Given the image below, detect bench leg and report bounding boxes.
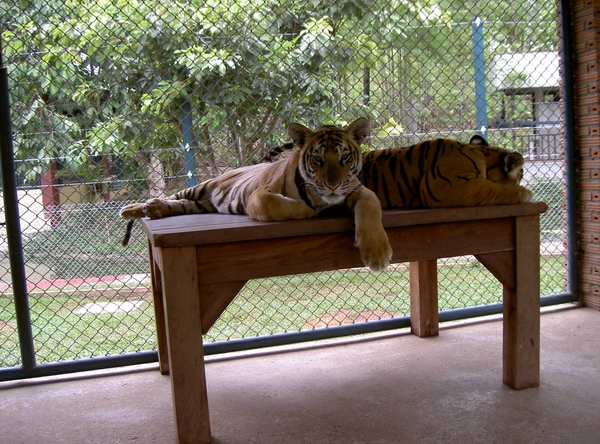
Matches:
[149,242,169,375]
[503,215,540,389]
[160,245,211,444]
[409,260,439,337]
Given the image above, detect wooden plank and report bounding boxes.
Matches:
[141,202,548,248]
[409,260,439,337]
[503,215,541,389]
[386,218,514,262]
[194,218,514,284]
[151,243,163,271]
[148,242,169,375]
[381,202,547,227]
[199,281,248,334]
[159,246,211,444]
[145,213,354,248]
[475,251,516,292]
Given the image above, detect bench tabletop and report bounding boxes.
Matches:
[141,201,548,248]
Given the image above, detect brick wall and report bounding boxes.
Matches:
[572,0,600,309]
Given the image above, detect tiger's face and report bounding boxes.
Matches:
[469,135,525,186]
[289,118,369,205]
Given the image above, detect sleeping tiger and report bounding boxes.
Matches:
[261,135,533,208]
[120,118,393,271]
[361,135,532,208]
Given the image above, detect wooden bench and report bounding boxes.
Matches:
[141,201,547,444]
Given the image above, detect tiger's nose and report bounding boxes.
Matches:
[325,182,340,191]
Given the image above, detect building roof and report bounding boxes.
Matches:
[489,52,560,94]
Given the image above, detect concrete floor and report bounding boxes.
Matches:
[1,304,599,444]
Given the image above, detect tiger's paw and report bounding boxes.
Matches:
[119,203,145,221]
[355,228,393,272]
[500,185,533,203]
[143,198,170,219]
[516,186,534,203]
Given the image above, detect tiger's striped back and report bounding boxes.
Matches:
[172,162,276,215]
[258,142,295,163]
[359,136,531,208]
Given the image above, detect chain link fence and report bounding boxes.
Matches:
[1,0,566,372]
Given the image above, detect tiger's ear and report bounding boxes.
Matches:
[288,123,313,148]
[504,152,525,175]
[345,118,370,145]
[469,135,489,146]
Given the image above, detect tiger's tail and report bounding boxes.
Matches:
[121,219,135,247]
[258,141,295,163]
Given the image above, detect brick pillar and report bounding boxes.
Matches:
[572,0,600,309]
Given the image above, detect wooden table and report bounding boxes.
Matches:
[141,202,548,444]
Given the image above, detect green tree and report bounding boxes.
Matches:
[1,0,557,196]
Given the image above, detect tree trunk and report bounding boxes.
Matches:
[147,146,166,199]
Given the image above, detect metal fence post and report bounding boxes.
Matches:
[0,36,36,372]
[472,17,488,138]
[558,0,579,301]
[182,100,197,187]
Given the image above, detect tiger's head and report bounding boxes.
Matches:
[288,118,369,205]
[469,135,525,186]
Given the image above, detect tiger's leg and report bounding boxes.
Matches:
[119,203,146,247]
[120,198,213,222]
[119,203,145,246]
[246,188,315,221]
[143,198,213,219]
[425,178,533,207]
[119,198,212,247]
[120,203,145,221]
[347,186,393,271]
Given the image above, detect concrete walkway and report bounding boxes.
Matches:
[1,304,599,444]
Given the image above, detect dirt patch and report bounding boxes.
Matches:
[0,320,17,337]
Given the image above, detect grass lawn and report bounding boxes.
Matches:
[0,256,565,368]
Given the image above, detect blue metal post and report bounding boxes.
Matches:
[472,17,488,138]
[181,100,197,187]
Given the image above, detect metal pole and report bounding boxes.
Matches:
[0,36,36,371]
[558,0,579,301]
[471,17,488,138]
[181,100,197,187]
[0,351,157,382]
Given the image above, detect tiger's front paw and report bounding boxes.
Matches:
[355,227,393,272]
[520,186,534,202]
[143,198,171,219]
[119,203,146,221]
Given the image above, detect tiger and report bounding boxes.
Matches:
[120,118,393,271]
[257,141,295,163]
[360,135,532,208]
[260,135,533,208]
